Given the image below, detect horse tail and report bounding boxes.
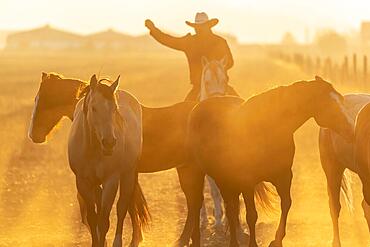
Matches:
[129,177,151,231]
[254,182,277,214]
[340,170,354,212]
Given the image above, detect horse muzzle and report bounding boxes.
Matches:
[28,132,46,144]
[101,137,117,156]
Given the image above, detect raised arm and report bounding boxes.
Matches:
[145,19,189,51]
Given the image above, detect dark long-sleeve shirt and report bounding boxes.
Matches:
[149,27,234,86]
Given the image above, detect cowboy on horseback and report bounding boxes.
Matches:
[145,12,238,101]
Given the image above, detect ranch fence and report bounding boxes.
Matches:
[274,52,369,90]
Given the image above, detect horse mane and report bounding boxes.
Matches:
[239,79,334,124]
[77,78,112,100]
[48,72,64,80]
[243,79,335,109]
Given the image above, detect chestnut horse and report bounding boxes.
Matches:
[187,77,354,247]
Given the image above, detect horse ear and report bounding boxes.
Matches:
[90,74,98,89]
[201,56,209,67]
[42,72,47,81]
[110,75,120,92]
[315,75,323,81]
[220,56,228,68]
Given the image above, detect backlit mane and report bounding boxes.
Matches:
[239,79,336,123]
[41,72,88,102]
[77,78,114,100]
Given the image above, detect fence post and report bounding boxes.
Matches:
[342,56,349,86]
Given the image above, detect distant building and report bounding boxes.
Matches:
[5,25,84,50]
[4,25,239,52]
[86,29,128,50]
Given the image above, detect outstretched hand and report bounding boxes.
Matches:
[145,19,155,30]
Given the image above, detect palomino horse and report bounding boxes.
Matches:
[28,72,203,246]
[187,76,354,247]
[68,74,148,247]
[353,101,370,242]
[319,94,370,247]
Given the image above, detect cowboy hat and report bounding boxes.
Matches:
[185,12,219,28]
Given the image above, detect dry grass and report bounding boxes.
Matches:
[0,49,368,246]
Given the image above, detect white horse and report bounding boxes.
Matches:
[319,93,370,247]
[68,75,149,247]
[199,56,230,227]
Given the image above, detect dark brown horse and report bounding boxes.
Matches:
[187,77,354,247]
[28,72,202,246]
[319,94,370,247]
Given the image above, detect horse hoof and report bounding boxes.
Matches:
[129,242,139,247]
[112,236,122,247]
[171,239,189,247]
[189,243,201,247]
[269,240,282,247]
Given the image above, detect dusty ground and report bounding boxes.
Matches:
[0,51,368,246]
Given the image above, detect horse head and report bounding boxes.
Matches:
[84,74,120,156]
[311,76,354,142]
[28,72,82,143]
[200,56,228,101]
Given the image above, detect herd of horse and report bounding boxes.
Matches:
[27,57,370,247]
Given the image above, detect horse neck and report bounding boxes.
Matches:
[243,83,315,134]
[276,83,316,133]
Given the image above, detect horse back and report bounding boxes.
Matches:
[138,101,197,172]
[188,96,244,137]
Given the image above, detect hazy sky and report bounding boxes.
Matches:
[1,0,370,43]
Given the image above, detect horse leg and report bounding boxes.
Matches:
[362,199,370,232]
[269,171,293,247]
[96,186,102,215]
[173,165,205,247]
[98,177,119,247]
[320,129,345,247]
[207,175,224,227]
[112,173,136,247]
[76,177,99,247]
[77,192,89,229]
[359,173,370,233]
[242,189,257,247]
[200,198,208,228]
[325,168,344,247]
[218,184,241,246]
